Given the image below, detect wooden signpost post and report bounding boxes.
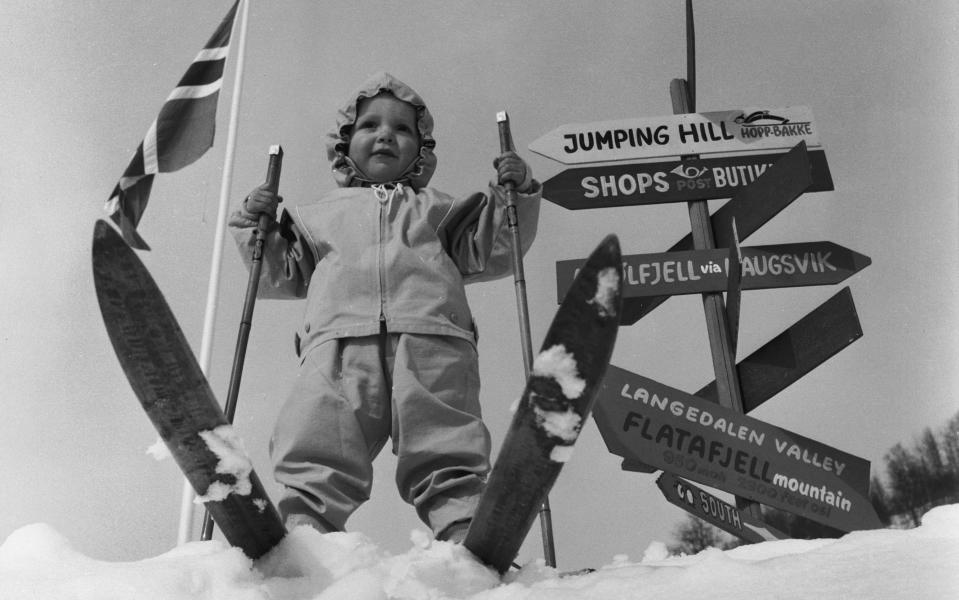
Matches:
[528,1,875,545]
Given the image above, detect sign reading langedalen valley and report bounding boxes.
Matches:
[593,366,882,531]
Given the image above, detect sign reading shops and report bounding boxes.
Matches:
[529,107,822,165]
[593,365,883,532]
[541,149,833,210]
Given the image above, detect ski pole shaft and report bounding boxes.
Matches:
[201,144,283,542]
[496,112,556,568]
[496,112,535,377]
[226,144,283,423]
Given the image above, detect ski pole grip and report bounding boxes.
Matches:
[264,144,283,193]
[257,145,283,232]
[497,111,520,228]
[496,111,515,155]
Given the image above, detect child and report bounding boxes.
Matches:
[229,72,540,543]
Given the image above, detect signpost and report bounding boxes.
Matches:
[555,241,871,301]
[593,366,882,531]
[542,149,833,210]
[529,106,822,165]
[656,472,788,542]
[528,2,875,548]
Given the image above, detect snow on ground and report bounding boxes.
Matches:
[1,504,957,600]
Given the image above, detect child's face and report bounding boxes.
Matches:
[348,93,420,184]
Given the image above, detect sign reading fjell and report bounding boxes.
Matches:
[529,107,821,165]
[555,242,871,301]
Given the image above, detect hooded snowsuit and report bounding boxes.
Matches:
[230,73,541,539]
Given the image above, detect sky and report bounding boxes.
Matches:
[1,504,957,599]
[0,0,957,571]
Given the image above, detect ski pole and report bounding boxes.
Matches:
[201,144,283,541]
[496,112,556,567]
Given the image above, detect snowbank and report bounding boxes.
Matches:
[1,505,957,599]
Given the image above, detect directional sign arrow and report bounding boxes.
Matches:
[619,140,814,325]
[555,241,871,301]
[696,286,863,414]
[656,472,789,543]
[529,106,822,165]
[542,149,833,210]
[620,287,863,474]
[593,366,882,532]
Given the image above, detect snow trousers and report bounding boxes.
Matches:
[271,328,491,539]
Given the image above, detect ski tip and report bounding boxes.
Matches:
[496,110,509,123]
[93,219,123,250]
[590,234,621,266]
[599,233,620,255]
[93,218,110,239]
[570,234,622,321]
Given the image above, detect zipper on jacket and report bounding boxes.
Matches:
[373,184,395,324]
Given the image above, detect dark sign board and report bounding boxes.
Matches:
[696,287,863,413]
[543,149,832,210]
[593,366,882,531]
[656,472,788,543]
[556,241,870,301]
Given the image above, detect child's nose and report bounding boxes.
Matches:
[376,126,395,142]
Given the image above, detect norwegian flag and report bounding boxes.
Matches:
[105,1,239,250]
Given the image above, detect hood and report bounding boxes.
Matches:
[326,72,437,189]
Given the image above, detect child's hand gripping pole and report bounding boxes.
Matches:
[201,145,283,542]
[496,112,557,568]
[253,145,284,261]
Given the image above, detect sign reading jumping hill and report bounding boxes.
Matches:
[529,107,821,165]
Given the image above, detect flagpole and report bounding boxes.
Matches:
[177,0,251,546]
